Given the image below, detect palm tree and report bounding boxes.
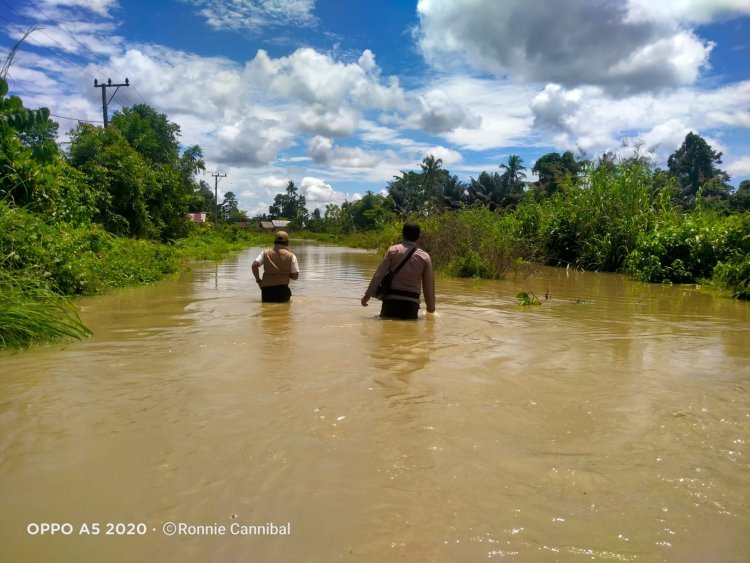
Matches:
[442,174,467,210]
[499,155,527,192]
[468,171,503,209]
[420,154,446,213]
[387,171,423,216]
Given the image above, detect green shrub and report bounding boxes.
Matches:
[537,161,659,271]
[512,201,544,260]
[708,213,749,298]
[420,207,519,278]
[84,236,181,292]
[0,201,181,295]
[449,249,490,278]
[711,256,750,299]
[625,210,740,284]
[538,200,582,267]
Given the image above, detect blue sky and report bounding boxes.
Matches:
[2,0,749,216]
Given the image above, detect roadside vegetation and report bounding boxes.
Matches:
[0,68,263,350]
[291,146,748,300]
[0,266,91,349]
[2,51,748,350]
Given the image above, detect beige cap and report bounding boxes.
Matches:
[274,231,289,244]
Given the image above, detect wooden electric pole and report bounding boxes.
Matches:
[212,172,227,223]
[94,78,130,128]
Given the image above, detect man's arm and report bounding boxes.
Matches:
[422,257,436,313]
[252,261,262,285]
[362,249,394,306]
[290,255,299,280]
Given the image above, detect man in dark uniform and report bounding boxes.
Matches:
[361,222,436,319]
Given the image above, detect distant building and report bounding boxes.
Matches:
[188,212,208,223]
[259,219,292,231]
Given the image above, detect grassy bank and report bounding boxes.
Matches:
[0,203,266,350]
[293,228,398,251]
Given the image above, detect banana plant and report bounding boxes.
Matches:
[1,77,51,131]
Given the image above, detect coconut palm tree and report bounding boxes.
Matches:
[500,155,527,191]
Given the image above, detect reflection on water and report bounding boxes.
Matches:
[255,302,294,341]
[369,317,436,406]
[1,241,749,562]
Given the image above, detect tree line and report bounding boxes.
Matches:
[1,74,251,241]
[261,135,748,234]
[5,63,744,242]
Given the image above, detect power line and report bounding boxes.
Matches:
[27,2,149,106]
[0,1,99,81]
[50,113,102,123]
[0,0,142,109]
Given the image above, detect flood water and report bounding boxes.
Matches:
[1,241,749,562]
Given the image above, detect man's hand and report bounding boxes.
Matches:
[361,295,370,307]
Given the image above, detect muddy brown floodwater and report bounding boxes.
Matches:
[1,241,749,562]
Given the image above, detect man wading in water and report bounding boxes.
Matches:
[252,231,299,302]
[361,222,436,319]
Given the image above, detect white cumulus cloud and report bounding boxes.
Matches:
[421,146,463,166]
[215,117,294,167]
[527,80,750,166]
[625,0,750,24]
[37,0,119,18]
[409,88,481,132]
[297,106,359,137]
[416,0,719,94]
[300,177,351,208]
[308,136,382,168]
[727,156,750,179]
[245,48,406,111]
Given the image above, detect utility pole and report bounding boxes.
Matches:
[94,78,130,128]
[212,172,227,223]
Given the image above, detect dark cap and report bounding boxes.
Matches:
[274,231,289,245]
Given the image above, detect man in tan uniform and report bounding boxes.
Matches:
[361,222,436,319]
[252,231,299,302]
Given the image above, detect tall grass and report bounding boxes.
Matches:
[419,207,522,278]
[0,268,91,350]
